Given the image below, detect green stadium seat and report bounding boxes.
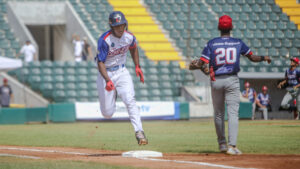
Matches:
[266,21,277,30]
[277,21,287,30]
[290,48,300,56]
[279,13,289,22]
[230,12,239,21]
[41,75,53,83]
[246,21,256,30]
[244,30,254,39]
[87,82,97,90]
[76,61,88,68]
[216,0,226,4]
[251,39,261,48]
[65,90,77,98]
[252,4,262,13]
[282,39,292,48]
[29,61,41,68]
[64,68,75,74]
[53,61,65,68]
[212,4,222,13]
[76,68,88,75]
[30,68,41,75]
[65,83,76,90]
[287,22,297,30]
[65,61,76,68]
[264,30,274,39]
[64,75,76,83]
[258,48,268,56]
[41,68,52,75]
[233,30,244,39]
[161,89,173,96]
[52,90,65,102]
[259,13,269,22]
[171,4,181,13]
[271,39,282,48]
[163,21,173,30]
[268,48,279,57]
[262,4,272,13]
[162,4,171,13]
[292,39,300,48]
[269,13,279,22]
[77,90,89,98]
[52,75,64,83]
[180,4,188,12]
[284,30,294,39]
[254,30,264,39]
[279,48,289,57]
[222,4,232,13]
[40,83,53,98]
[295,31,300,39]
[235,21,246,30]
[157,12,167,22]
[241,4,252,13]
[54,83,64,90]
[275,30,285,39]
[52,68,64,75]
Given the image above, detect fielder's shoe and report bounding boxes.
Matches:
[135,131,148,145]
[226,146,242,155]
[219,143,228,153]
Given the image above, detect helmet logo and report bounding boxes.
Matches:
[115,14,121,23]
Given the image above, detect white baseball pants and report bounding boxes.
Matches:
[97,66,143,132]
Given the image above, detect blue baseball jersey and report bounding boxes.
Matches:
[285,68,300,87]
[200,37,251,76]
[242,88,256,103]
[257,93,270,106]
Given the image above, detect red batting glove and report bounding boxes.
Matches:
[210,66,216,81]
[135,65,144,83]
[105,80,115,91]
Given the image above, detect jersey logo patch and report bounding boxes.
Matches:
[111,43,115,47]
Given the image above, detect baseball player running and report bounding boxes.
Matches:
[95,11,148,145]
[189,15,271,155]
[277,57,300,120]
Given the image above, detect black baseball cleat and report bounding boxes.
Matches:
[135,131,148,145]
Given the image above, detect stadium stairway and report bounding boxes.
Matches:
[107,0,185,67]
[275,0,300,30]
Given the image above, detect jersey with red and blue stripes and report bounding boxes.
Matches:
[96,30,136,68]
[257,93,270,106]
[285,68,300,87]
[200,37,251,76]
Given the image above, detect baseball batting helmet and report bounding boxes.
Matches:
[109,11,127,27]
[218,15,233,30]
[290,57,300,65]
[262,86,268,91]
[244,82,250,88]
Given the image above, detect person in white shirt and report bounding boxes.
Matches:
[72,34,84,62]
[17,40,37,62]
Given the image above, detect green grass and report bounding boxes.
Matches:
[0,120,299,154]
[0,157,144,169]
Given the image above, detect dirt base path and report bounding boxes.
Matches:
[0,145,299,169]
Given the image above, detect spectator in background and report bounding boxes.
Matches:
[72,34,83,62]
[17,40,37,62]
[0,78,13,108]
[256,86,271,120]
[82,37,92,61]
[242,82,257,120]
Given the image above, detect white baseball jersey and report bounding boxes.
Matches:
[20,44,36,62]
[95,30,143,132]
[96,30,136,67]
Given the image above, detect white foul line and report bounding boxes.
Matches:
[0,147,91,156]
[139,157,258,169]
[0,153,41,159]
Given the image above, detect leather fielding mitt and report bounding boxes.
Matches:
[189,59,209,75]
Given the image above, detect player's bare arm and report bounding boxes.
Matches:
[278,80,287,89]
[256,99,266,109]
[246,54,271,64]
[97,61,110,82]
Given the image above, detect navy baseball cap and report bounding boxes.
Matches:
[109,11,127,27]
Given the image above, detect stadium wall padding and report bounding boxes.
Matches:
[0,107,48,124]
[225,102,252,120]
[48,103,76,122]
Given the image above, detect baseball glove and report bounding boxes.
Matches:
[189,59,209,75]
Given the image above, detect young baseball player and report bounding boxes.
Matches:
[95,11,147,145]
[242,82,257,120]
[189,15,271,155]
[256,86,271,120]
[277,57,300,120]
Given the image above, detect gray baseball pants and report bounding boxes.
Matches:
[211,75,240,146]
[280,88,300,111]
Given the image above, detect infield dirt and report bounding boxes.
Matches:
[0,145,299,169]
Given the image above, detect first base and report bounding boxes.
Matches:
[122,150,163,158]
